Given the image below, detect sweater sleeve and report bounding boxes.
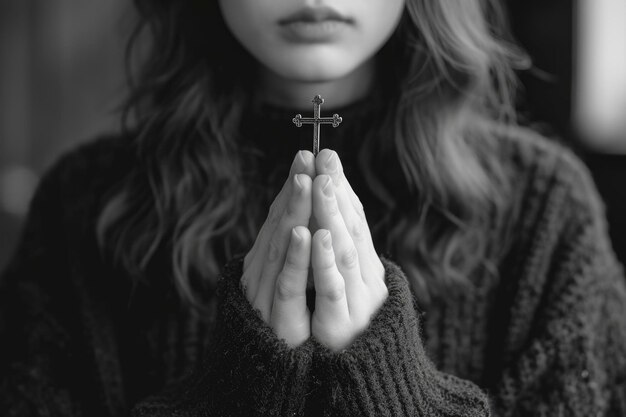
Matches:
[131,258,315,417]
[0,145,314,416]
[310,258,491,417]
[311,252,625,417]
[0,154,99,416]
[308,152,626,417]
[489,154,626,416]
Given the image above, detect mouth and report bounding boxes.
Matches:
[278,6,353,43]
[278,6,353,25]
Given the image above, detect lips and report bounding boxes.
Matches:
[278,6,353,43]
[278,6,353,25]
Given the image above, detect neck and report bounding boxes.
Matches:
[258,59,376,110]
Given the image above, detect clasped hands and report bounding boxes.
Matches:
[242,149,388,352]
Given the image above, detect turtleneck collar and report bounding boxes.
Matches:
[237,89,397,255]
[241,89,386,163]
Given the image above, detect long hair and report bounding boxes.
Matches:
[97,0,529,307]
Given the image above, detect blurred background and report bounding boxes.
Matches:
[1,0,625,271]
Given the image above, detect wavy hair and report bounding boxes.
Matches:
[98,0,529,307]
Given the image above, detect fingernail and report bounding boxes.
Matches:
[292,228,303,245]
[325,152,337,172]
[321,230,332,249]
[321,176,333,197]
[297,150,307,165]
[294,174,304,193]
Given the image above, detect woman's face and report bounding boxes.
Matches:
[218,0,405,83]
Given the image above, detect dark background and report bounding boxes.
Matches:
[506,0,626,266]
[1,1,625,270]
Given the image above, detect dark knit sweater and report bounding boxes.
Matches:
[1,108,626,416]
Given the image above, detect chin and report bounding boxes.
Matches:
[273,59,359,84]
[258,45,359,81]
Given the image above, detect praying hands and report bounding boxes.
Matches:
[241,149,388,352]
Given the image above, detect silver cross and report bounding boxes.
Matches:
[292,95,342,156]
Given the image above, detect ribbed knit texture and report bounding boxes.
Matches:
[1,123,625,415]
[310,259,490,416]
[132,258,315,417]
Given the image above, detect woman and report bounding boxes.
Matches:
[1,0,625,415]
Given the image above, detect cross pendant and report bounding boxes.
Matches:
[292,95,343,156]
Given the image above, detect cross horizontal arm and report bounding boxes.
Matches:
[296,117,338,124]
[291,96,343,155]
[293,115,342,127]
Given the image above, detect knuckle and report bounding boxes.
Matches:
[284,249,304,271]
[275,275,301,301]
[322,280,345,302]
[266,240,280,263]
[285,193,302,219]
[339,246,359,269]
[349,217,367,242]
[285,200,297,217]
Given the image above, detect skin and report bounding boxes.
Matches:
[218,0,405,109]
[242,151,387,351]
[225,0,404,351]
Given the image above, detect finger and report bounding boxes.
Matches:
[253,174,313,320]
[291,150,316,179]
[316,150,382,283]
[245,172,310,303]
[271,227,311,347]
[312,175,363,296]
[273,150,315,222]
[316,150,372,247]
[312,230,349,323]
[246,151,316,265]
[243,151,315,305]
[316,149,362,212]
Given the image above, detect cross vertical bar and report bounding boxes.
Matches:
[313,97,321,156]
[292,95,343,156]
